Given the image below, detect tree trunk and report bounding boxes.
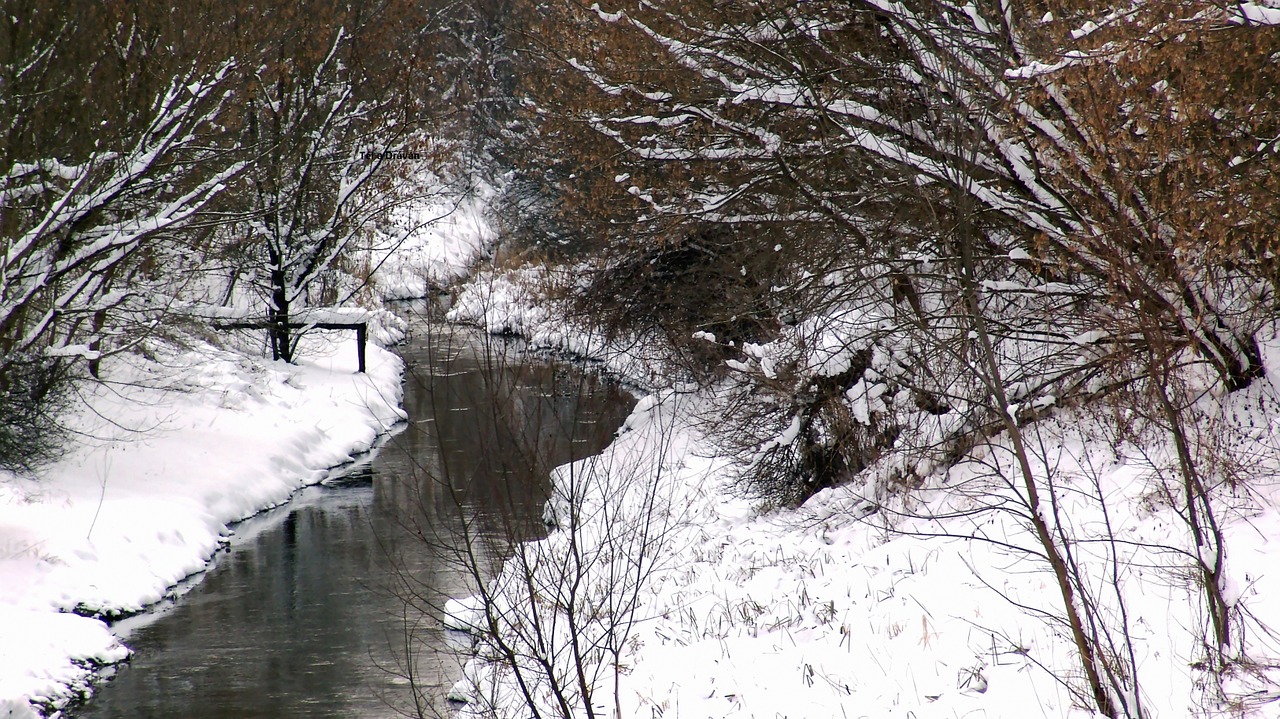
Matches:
[268,244,291,363]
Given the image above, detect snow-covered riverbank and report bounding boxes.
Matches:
[0,334,405,718]
[444,274,1280,718]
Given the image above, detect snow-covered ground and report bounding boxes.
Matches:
[0,334,405,718]
[444,273,1280,718]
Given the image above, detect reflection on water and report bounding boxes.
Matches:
[71,319,634,719]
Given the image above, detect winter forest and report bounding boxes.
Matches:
[5,1,1280,718]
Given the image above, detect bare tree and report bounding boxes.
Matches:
[371,288,684,719]
[0,2,244,469]
[218,0,456,362]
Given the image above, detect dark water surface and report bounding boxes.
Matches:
[71,319,634,719]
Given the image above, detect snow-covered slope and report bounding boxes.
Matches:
[375,191,496,301]
[444,275,1280,718]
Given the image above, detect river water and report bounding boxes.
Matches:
[71,318,634,718]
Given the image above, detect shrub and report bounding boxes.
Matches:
[575,226,788,380]
[0,354,72,474]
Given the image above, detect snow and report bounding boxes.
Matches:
[445,266,675,387]
[42,345,100,361]
[0,331,405,715]
[1071,21,1099,40]
[372,189,495,301]
[443,274,1280,719]
[443,595,487,634]
[1004,55,1086,80]
[845,377,888,425]
[1071,330,1108,345]
[0,613,126,719]
[1233,3,1280,25]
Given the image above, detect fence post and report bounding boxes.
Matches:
[356,323,367,373]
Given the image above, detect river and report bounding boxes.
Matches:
[70,317,634,718]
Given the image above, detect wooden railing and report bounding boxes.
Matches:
[212,320,368,373]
